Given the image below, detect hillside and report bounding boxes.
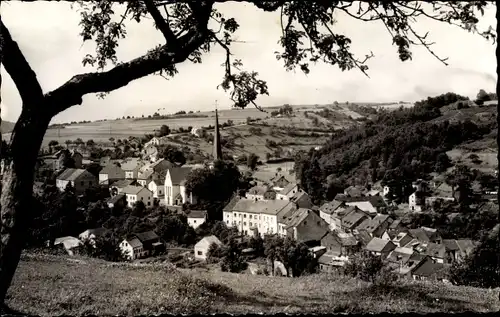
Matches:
[6,253,499,315]
[1,120,15,134]
[295,93,498,202]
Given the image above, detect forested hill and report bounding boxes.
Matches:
[294,92,498,204]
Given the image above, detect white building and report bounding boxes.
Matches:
[194,235,223,261]
[148,178,165,198]
[187,210,207,229]
[164,167,196,206]
[191,127,205,138]
[223,198,296,237]
[121,185,154,208]
[276,183,299,200]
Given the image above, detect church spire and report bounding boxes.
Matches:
[213,101,223,161]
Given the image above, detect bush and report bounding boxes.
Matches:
[344,253,386,283]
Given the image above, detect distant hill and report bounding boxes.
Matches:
[1,120,15,134]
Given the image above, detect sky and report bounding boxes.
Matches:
[0,1,497,124]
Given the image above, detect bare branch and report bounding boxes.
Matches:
[0,19,44,108]
[144,0,177,43]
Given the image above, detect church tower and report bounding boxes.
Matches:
[213,103,223,161]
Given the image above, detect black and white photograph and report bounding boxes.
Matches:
[0,0,499,315]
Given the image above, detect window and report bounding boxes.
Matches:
[244,214,247,218]
[227,220,229,224]
[81,181,84,186]
[249,222,253,226]
[243,222,246,226]
[197,251,202,256]
[147,202,151,206]
[194,220,197,223]
[249,215,252,219]
[317,221,320,226]
[304,221,307,225]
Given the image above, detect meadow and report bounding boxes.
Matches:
[6,253,499,316]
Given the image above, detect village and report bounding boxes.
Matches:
[9,108,493,284]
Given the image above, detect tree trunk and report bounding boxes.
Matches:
[0,109,51,305]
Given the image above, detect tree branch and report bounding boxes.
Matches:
[144,0,177,43]
[0,19,44,108]
[45,3,215,116]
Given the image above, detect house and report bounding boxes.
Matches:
[79,228,109,246]
[143,158,175,175]
[354,214,393,238]
[318,253,349,274]
[145,136,168,147]
[353,230,373,247]
[409,190,427,212]
[309,246,327,259]
[411,256,449,282]
[194,235,223,261]
[106,193,127,209]
[98,164,125,185]
[276,183,299,200]
[142,143,159,162]
[343,185,364,198]
[122,185,153,208]
[56,168,98,194]
[120,237,145,260]
[120,231,163,260]
[148,178,165,198]
[335,194,387,216]
[408,227,442,244]
[319,200,346,230]
[385,246,414,266]
[187,210,208,229]
[224,198,296,237]
[281,208,329,243]
[391,231,414,248]
[321,230,359,256]
[191,127,205,138]
[164,167,196,206]
[290,190,313,209]
[386,252,426,279]
[425,182,455,205]
[366,189,381,197]
[269,174,292,191]
[246,185,276,201]
[413,242,446,263]
[43,149,83,170]
[109,179,137,196]
[365,237,396,258]
[53,236,82,256]
[120,157,144,179]
[137,170,155,187]
[382,219,405,240]
[341,207,370,232]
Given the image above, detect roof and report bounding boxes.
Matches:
[120,157,143,171]
[150,178,165,186]
[167,167,193,185]
[122,185,150,195]
[110,179,136,188]
[365,237,395,253]
[319,200,344,215]
[138,169,154,180]
[248,185,270,196]
[107,194,125,204]
[197,235,223,247]
[318,252,349,266]
[187,210,207,219]
[442,239,460,252]
[422,242,446,259]
[231,198,293,216]
[150,158,174,170]
[353,230,372,246]
[280,183,298,196]
[388,219,402,230]
[283,208,310,229]
[341,208,368,229]
[80,227,108,237]
[408,228,438,243]
[344,186,364,197]
[386,247,414,265]
[100,164,124,175]
[127,237,143,248]
[334,231,358,246]
[134,231,159,243]
[291,190,310,202]
[355,214,391,233]
[335,194,387,208]
[223,195,241,212]
[412,257,445,278]
[57,168,93,181]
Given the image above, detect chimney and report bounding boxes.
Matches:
[213,107,223,161]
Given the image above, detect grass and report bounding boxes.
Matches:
[6,253,499,315]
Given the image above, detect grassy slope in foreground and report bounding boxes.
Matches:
[6,254,499,315]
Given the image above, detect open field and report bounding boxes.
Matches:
[6,253,499,315]
[165,124,332,159]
